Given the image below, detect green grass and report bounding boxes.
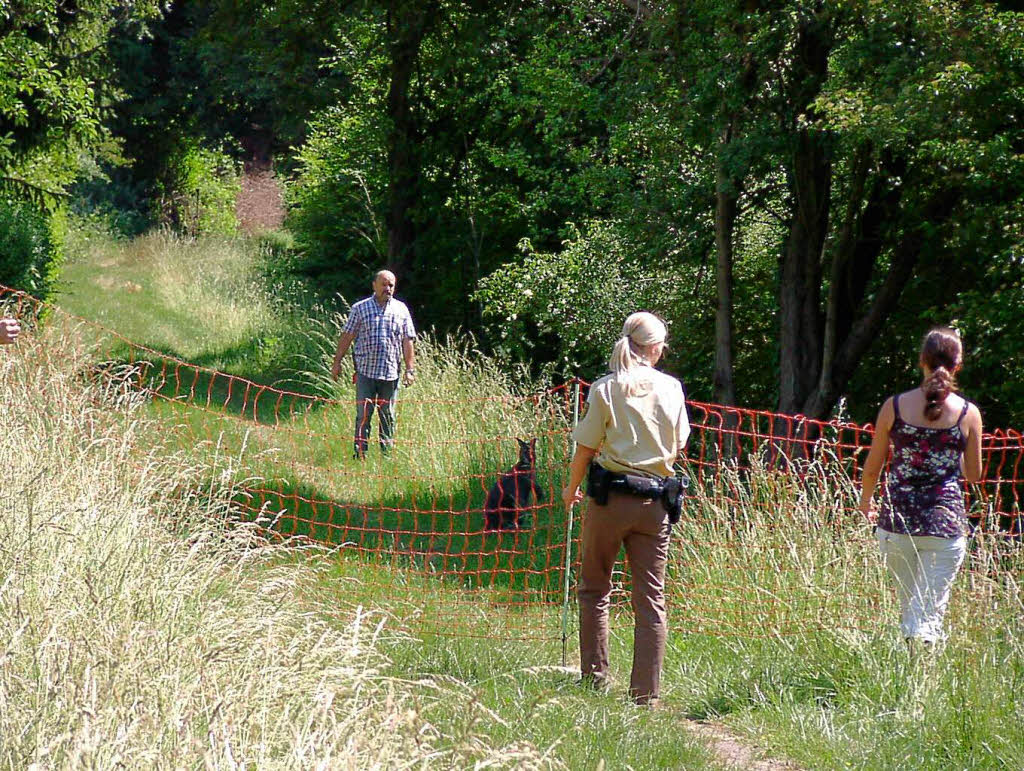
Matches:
[42,222,1024,769]
[302,451,1024,769]
[57,221,564,488]
[59,225,314,381]
[1,323,720,769]
[57,222,587,596]
[663,629,1024,769]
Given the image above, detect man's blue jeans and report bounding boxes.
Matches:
[355,374,399,456]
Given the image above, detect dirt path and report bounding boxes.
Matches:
[236,156,285,233]
[681,719,801,770]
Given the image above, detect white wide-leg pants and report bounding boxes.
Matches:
[877,528,967,642]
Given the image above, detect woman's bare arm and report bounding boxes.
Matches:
[859,398,894,519]
[562,444,598,508]
[961,404,983,483]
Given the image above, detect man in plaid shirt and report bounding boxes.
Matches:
[331,270,416,458]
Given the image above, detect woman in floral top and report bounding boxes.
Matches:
[859,327,983,644]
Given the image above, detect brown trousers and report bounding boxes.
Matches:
[578,491,670,704]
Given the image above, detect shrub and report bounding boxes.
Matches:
[70,156,152,237]
[474,220,676,375]
[255,227,297,258]
[254,227,301,277]
[286,107,388,280]
[155,141,241,237]
[0,200,65,300]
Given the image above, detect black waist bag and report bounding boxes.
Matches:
[660,476,688,525]
[586,462,688,524]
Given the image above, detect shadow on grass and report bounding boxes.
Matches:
[90,345,329,427]
[235,469,579,603]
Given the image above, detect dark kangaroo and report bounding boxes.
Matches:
[484,438,542,531]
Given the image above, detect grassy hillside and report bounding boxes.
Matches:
[0,315,719,769]
[59,225,318,383]
[37,225,1024,770]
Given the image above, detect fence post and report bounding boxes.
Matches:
[561,378,581,667]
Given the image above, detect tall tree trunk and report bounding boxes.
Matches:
[777,127,831,415]
[776,10,832,417]
[713,125,739,408]
[385,1,432,277]
[712,0,760,411]
[819,142,871,398]
[800,183,961,420]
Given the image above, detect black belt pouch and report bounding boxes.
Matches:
[586,462,612,505]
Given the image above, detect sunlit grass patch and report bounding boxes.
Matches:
[35,222,1024,769]
[59,224,319,383]
[0,328,571,768]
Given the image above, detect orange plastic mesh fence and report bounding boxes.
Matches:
[3,284,1021,642]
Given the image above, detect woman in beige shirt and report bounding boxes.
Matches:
[562,312,689,705]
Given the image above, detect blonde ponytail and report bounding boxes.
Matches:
[609,335,633,377]
[609,312,667,397]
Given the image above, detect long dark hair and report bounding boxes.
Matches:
[920,326,963,421]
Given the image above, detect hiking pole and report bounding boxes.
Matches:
[560,378,581,668]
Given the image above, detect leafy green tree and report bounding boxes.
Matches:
[787,0,1024,422]
[187,0,348,153]
[0,0,160,295]
[288,1,625,328]
[641,0,1024,424]
[474,221,677,373]
[92,0,345,235]
[0,0,161,206]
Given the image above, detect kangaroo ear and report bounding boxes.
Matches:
[530,438,537,448]
[517,438,528,449]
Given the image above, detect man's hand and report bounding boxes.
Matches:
[403,368,416,387]
[0,317,20,345]
[332,330,357,381]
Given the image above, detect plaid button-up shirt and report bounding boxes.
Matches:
[342,295,417,381]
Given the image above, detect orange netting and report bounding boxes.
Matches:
[2,284,1021,643]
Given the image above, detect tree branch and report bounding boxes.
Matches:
[584,2,646,85]
[801,184,962,418]
[619,0,656,20]
[0,174,69,206]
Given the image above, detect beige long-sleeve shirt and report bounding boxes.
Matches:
[572,367,689,479]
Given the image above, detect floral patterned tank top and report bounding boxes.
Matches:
[878,394,970,538]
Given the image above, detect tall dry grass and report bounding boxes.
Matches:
[659,453,1024,769]
[0,327,559,769]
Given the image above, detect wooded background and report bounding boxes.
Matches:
[2,0,1022,425]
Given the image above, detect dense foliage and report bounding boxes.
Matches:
[0,200,64,300]
[153,140,240,236]
[3,0,1023,425]
[0,0,160,294]
[0,0,161,205]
